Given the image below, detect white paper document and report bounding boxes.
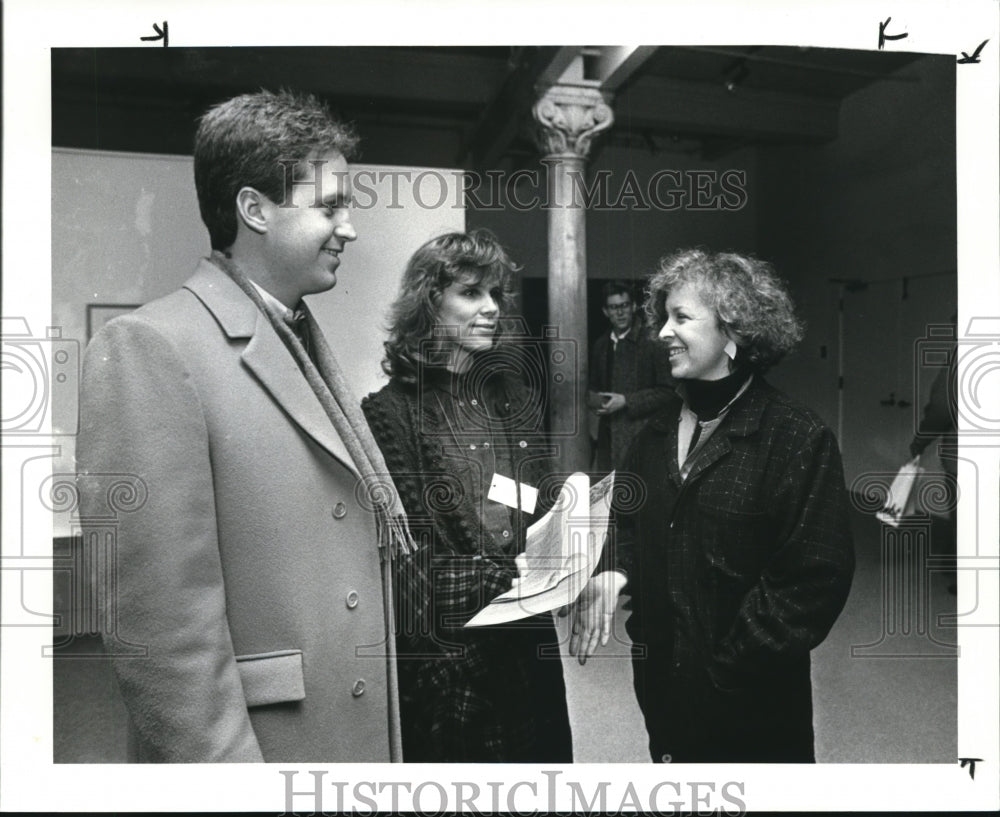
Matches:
[487,472,539,514]
[464,471,615,627]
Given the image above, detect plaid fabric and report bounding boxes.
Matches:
[589,319,674,471]
[614,377,855,762]
[362,377,572,762]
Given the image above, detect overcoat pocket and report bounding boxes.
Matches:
[235,649,305,708]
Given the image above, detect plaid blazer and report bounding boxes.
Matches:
[614,376,855,762]
[362,374,572,762]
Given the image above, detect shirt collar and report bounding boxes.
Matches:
[250,280,302,323]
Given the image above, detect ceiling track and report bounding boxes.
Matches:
[678,46,920,83]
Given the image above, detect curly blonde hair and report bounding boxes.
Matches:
[644,248,804,373]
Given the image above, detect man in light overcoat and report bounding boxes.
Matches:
[77,90,407,762]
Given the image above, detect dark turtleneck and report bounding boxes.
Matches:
[682,366,752,421]
[423,366,512,419]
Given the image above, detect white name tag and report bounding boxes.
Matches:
[487,473,538,514]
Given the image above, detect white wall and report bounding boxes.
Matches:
[309,165,466,400]
[51,149,464,535]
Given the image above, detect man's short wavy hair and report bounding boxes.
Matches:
[194,89,359,251]
[382,229,520,383]
[644,248,804,373]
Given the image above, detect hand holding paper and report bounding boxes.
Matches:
[876,455,924,527]
[465,471,615,627]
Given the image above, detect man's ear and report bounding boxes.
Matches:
[236,187,268,236]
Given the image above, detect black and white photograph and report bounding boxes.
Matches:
[1,0,998,813]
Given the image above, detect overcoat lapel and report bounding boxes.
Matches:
[184,260,359,475]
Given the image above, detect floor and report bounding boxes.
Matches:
[53,504,957,763]
[556,506,959,763]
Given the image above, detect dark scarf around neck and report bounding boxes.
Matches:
[681,367,752,421]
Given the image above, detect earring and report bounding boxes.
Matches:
[724,339,738,360]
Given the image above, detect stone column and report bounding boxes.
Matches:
[532,85,613,475]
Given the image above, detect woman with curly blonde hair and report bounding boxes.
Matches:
[571,248,855,762]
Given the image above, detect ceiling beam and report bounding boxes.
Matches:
[593,46,658,91]
[536,45,656,91]
[461,46,657,169]
[457,46,563,170]
[56,47,510,110]
[536,47,584,87]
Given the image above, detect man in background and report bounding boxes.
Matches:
[587,280,674,474]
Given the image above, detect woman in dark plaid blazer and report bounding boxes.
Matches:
[362,231,572,762]
[570,249,855,762]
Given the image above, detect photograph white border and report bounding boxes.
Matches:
[2,0,998,812]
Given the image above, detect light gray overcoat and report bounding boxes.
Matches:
[77,259,391,762]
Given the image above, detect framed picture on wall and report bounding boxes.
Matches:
[86,303,140,342]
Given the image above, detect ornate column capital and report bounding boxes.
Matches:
[532,84,614,160]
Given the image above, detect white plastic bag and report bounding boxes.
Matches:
[876,455,925,527]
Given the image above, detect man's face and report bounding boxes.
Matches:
[603,292,635,334]
[261,150,356,306]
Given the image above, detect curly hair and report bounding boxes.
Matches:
[644,248,804,373]
[382,230,521,383]
[194,88,359,251]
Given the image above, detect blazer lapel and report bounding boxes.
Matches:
[682,431,732,485]
[184,260,359,475]
[679,377,768,486]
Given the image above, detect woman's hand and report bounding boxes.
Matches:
[563,570,628,665]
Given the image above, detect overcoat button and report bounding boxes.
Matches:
[501,530,511,539]
[332,502,347,519]
[660,753,672,763]
[518,440,527,448]
[352,679,366,697]
[469,444,477,450]
[471,399,478,406]
[483,442,490,449]
[345,590,359,609]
